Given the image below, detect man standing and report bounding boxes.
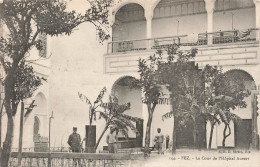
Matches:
[68,127,81,166]
[68,127,81,152]
[106,126,118,153]
[155,128,164,154]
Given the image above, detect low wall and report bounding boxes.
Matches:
[9,152,143,167]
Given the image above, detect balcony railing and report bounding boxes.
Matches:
[107,35,187,54]
[9,152,143,167]
[208,28,259,44]
[107,28,259,54]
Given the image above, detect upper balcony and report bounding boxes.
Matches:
[107,28,259,54]
[104,0,260,74]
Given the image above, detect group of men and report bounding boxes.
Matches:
[68,126,170,155]
[67,126,118,153]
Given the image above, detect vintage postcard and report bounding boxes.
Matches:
[0,0,260,166]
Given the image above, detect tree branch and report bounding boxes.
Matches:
[31,29,39,45]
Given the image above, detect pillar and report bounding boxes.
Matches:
[205,0,216,45]
[257,93,260,150]
[0,19,3,148]
[254,0,260,41]
[145,7,153,49]
[107,10,115,54]
[251,90,260,149]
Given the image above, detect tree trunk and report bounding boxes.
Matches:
[1,97,14,167]
[222,124,231,148]
[18,102,24,167]
[0,99,4,148]
[1,63,19,166]
[1,115,14,167]
[144,104,153,157]
[89,108,94,126]
[208,122,214,149]
[193,124,199,150]
[171,116,177,154]
[95,124,109,151]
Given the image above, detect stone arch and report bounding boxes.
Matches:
[111,1,146,25]
[111,75,143,144]
[225,69,255,79]
[113,1,145,17]
[34,92,47,115]
[112,2,146,42]
[33,92,48,137]
[151,0,162,12]
[114,3,145,23]
[223,69,256,149]
[224,69,256,89]
[111,75,139,95]
[213,0,255,31]
[152,0,207,36]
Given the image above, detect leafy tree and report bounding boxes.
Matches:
[0,60,43,148]
[95,95,142,150]
[158,47,202,153]
[207,70,249,148]
[158,46,249,152]
[0,0,111,165]
[130,53,163,157]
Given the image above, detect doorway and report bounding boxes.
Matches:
[234,119,252,149]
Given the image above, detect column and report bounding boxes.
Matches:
[254,0,260,41]
[205,0,216,45]
[0,18,3,148]
[145,8,153,49]
[257,93,260,150]
[251,91,260,149]
[146,16,152,39]
[107,11,115,54]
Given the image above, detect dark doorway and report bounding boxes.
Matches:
[176,116,206,149]
[176,119,194,148]
[234,119,252,149]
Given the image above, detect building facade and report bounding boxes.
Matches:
[104,0,260,150]
[2,0,260,152]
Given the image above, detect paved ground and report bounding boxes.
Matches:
[139,149,260,167]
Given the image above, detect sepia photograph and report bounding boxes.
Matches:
[0,0,260,166]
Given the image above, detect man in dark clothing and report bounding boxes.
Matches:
[68,127,81,152]
[68,127,81,166]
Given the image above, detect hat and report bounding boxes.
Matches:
[73,127,77,130]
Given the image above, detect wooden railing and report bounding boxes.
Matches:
[9,152,143,167]
[107,28,259,54]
